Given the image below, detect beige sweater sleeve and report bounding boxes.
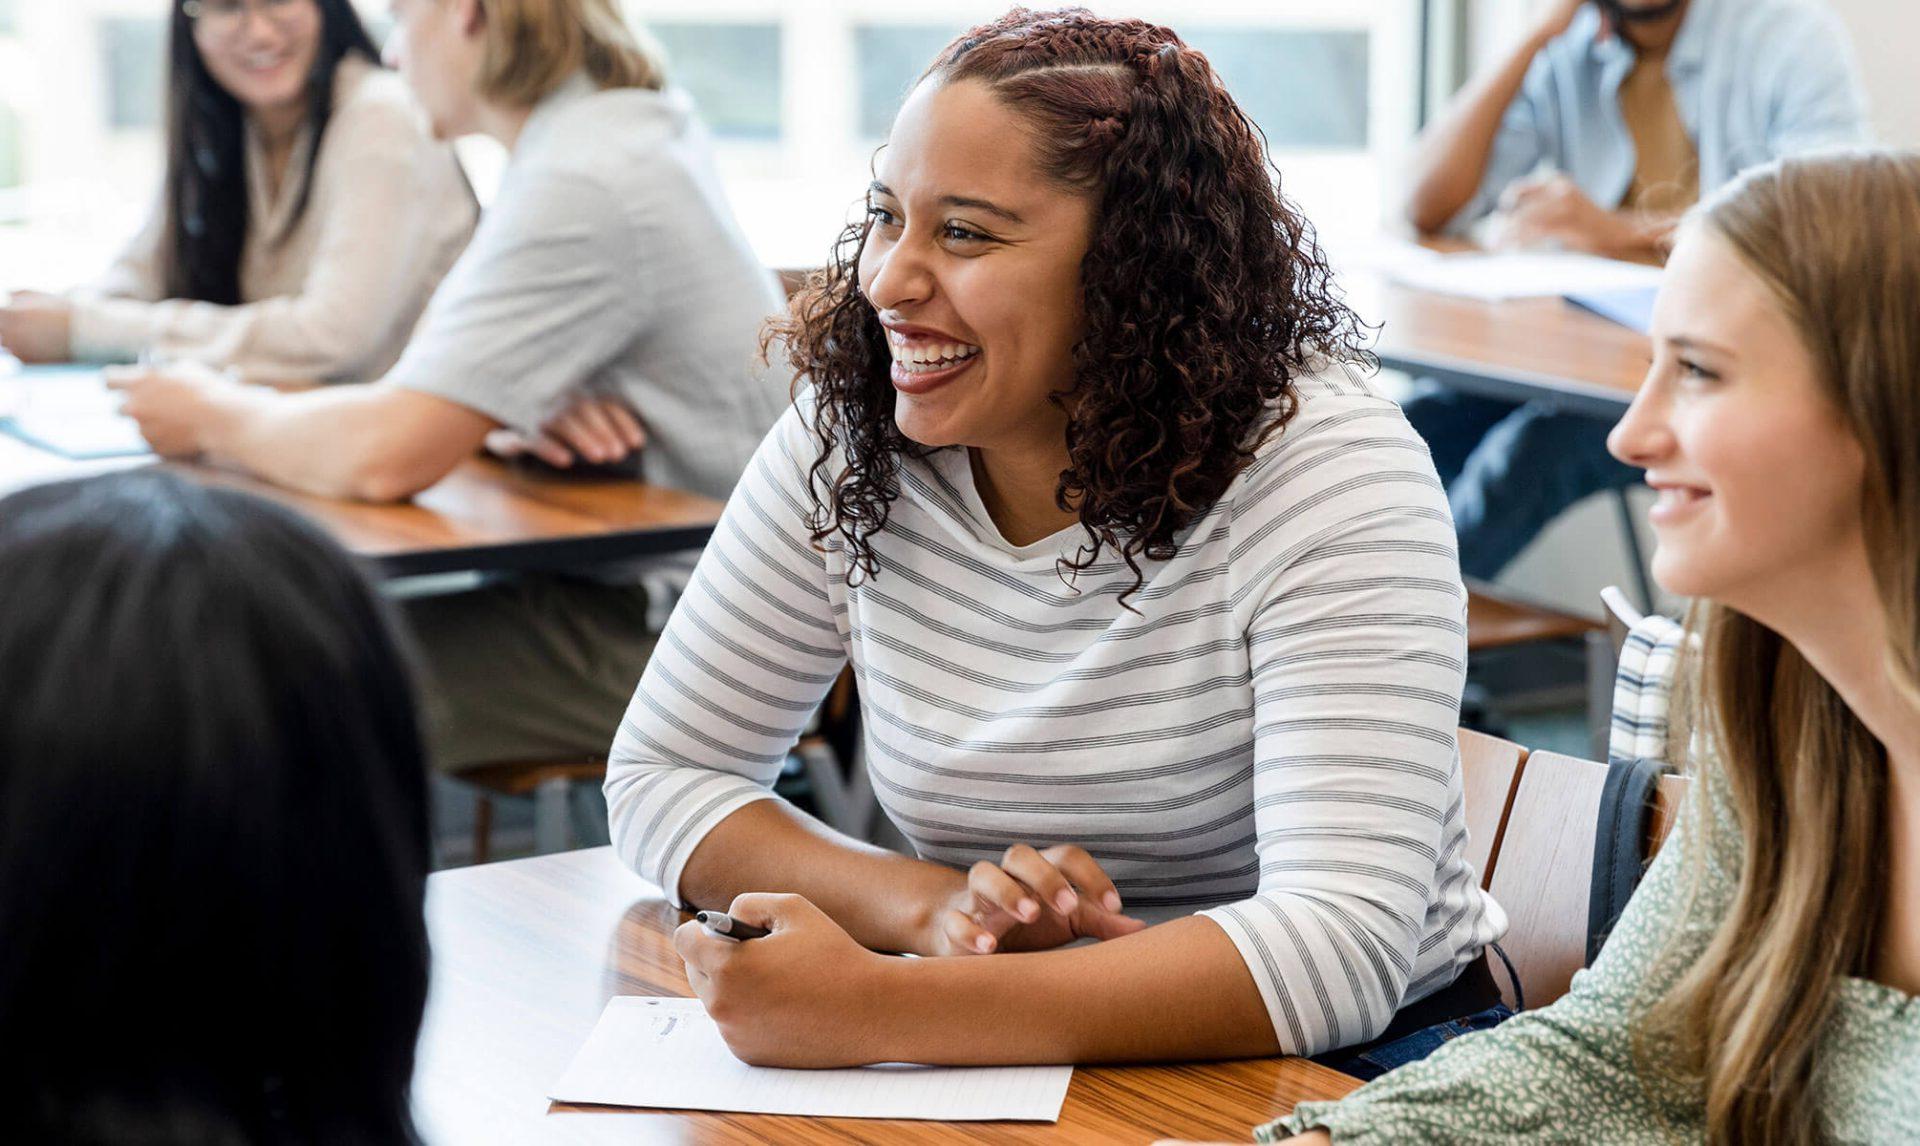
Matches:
[68,78,474,383]
[80,197,166,306]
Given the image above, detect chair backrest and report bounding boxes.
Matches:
[1647,772,1691,860]
[1486,750,1612,1009]
[1457,728,1528,890]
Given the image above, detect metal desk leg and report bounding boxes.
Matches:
[533,776,572,854]
[1613,487,1656,613]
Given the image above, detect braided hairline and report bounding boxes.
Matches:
[936,8,1178,153]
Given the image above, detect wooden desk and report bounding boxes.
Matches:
[415,848,1364,1144]
[191,456,723,578]
[0,373,723,578]
[1350,274,1652,419]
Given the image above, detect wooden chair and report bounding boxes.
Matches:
[1484,753,1692,1011]
[1484,749,1613,1010]
[461,756,606,865]
[1647,772,1690,860]
[1456,727,1528,890]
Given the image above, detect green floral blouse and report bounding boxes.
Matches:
[1261,777,1920,1144]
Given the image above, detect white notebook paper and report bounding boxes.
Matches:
[549,996,1072,1122]
[1385,250,1664,301]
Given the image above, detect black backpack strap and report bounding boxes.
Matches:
[1586,755,1667,964]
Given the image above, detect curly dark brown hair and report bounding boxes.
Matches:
[768,7,1373,602]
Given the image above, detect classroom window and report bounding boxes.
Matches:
[101,18,166,131]
[0,104,20,190]
[1179,27,1371,150]
[0,0,1420,283]
[648,22,783,141]
[853,24,965,140]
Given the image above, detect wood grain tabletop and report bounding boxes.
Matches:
[0,373,723,578]
[415,848,1363,1145]
[1349,273,1653,417]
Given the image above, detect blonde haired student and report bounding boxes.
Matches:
[1162,150,1920,1145]
[110,0,789,774]
[0,0,474,383]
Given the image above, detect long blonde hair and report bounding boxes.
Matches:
[1644,150,1920,1144]
[475,0,666,106]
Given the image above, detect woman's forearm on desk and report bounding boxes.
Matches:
[194,380,493,501]
[675,800,968,956]
[867,915,1279,1064]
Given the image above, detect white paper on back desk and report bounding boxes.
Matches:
[548,996,1072,1121]
[1383,249,1664,301]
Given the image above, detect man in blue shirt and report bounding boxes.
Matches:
[1401,0,1867,580]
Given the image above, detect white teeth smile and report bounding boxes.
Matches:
[1654,487,1708,509]
[885,330,981,373]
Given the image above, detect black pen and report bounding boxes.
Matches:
[694,910,771,940]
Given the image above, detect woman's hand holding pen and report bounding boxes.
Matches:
[926,843,1146,956]
[675,892,899,1068]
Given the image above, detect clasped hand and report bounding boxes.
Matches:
[1490,172,1632,257]
[929,842,1147,955]
[484,394,645,468]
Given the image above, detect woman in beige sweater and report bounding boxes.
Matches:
[0,0,473,384]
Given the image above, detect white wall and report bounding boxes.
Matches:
[1827,0,1920,146]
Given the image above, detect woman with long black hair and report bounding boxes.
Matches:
[0,470,435,1142]
[0,0,473,384]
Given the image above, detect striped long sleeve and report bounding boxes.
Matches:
[606,369,1502,1053]
[605,417,846,900]
[1198,391,1486,1052]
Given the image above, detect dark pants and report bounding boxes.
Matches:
[401,575,657,774]
[1403,382,1641,580]
[1310,956,1511,1081]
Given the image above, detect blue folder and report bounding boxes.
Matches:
[1564,286,1657,335]
[0,365,153,459]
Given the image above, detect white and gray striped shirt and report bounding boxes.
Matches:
[606,367,1506,1055]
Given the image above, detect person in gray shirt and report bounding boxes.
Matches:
[113,0,791,776]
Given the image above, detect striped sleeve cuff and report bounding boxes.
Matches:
[1198,904,1322,1056]
[618,766,784,908]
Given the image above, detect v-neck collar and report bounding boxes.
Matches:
[245,118,315,243]
[244,54,371,244]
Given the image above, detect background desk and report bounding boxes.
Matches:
[0,372,723,578]
[416,848,1364,1144]
[1351,276,1651,418]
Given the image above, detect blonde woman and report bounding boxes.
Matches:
[1174,151,1920,1144]
[0,0,473,383]
[112,0,789,774]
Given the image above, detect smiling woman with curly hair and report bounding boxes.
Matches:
[605,7,1504,1069]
